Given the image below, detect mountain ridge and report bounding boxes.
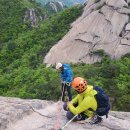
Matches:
[36,0,86,6]
[44,1,66,14]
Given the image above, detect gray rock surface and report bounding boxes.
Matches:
[24,9,37,26]
[0,96,130,130]
[44,0,130,65]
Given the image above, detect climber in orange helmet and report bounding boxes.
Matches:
[63,77,103,124]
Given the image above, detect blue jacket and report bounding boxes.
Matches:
[61,64,73,82]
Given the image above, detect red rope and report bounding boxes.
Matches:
[54,84,65,130]
[54,102,61,130]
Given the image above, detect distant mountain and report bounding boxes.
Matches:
[44,1,66,15]
[36,0,86,6]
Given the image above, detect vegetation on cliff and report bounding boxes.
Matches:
[0,0,129,111]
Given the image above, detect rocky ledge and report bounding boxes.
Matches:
[0,96,130,130]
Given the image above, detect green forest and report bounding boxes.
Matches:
[0,0,130,112]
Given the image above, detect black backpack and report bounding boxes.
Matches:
[94,86,110,118]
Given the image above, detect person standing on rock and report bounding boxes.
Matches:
[63,77,109,124]
[56,63,73,102]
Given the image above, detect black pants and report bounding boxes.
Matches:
[63,102,87,121]
[62,83,72,101]
[66,111,87,121]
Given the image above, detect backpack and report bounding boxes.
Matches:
[94,86,110,118]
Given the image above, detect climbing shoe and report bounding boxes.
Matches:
[90,115,102,124]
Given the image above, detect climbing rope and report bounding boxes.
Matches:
[3,100,53,118]
[53,83,66,130]
[28,104,52,118]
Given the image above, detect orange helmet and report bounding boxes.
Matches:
[72,77,87,93]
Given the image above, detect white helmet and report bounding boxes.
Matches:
[56,63,62,70]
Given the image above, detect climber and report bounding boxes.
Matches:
[56,63,73,102]
[63,77,104,124]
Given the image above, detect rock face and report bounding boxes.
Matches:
[0,96,130,130]
[44,1,66,13]
[44,0,130,65]
[24,9,38,26]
